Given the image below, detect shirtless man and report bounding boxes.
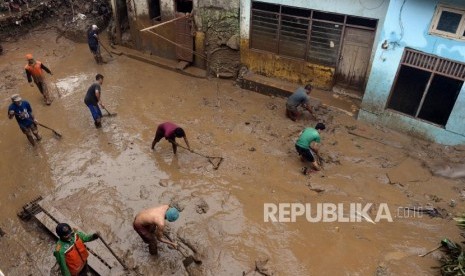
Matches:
[133,205,179,255]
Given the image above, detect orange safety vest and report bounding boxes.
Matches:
[25,61,44,79]
[57,234,89,275]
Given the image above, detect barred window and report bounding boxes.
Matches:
[387,48,464,126]
[249,1,377,67]
[430,5,465,40]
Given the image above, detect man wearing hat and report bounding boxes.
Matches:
[87,24,103,64]
[54,223,99,276]
[24,54,53,105]
[133,205,180,255]
[8,94,42,146]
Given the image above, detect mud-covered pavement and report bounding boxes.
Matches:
[1,29,465,276]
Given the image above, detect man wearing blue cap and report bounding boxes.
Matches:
[133,205,179,255]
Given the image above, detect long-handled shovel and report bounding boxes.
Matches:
[97,38,113,58]
[164,234,202,265]
[103,107,117,117]
[36,122,63,138]
[176,143,223,170]
[101,43,113,58]
[98,235,129,270]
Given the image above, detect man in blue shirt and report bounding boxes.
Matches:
[286,84,315,121]
[84,74,105,128]
[8,94,42,146]
[88,24,103,64]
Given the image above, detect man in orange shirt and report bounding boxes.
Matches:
[24,54,53,105]
[54,223,99,276]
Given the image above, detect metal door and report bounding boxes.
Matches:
[336,27,374,90]
[175,12,194,62]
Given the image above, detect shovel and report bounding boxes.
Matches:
[177,246,202,266]
[37,122,63,138]
[103,107,117,117]
[176,143,224,170]
[164,234,202,265]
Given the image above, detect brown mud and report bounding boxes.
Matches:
[0,29,465,276]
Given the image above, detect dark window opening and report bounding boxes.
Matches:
[252,1,279,13]
[437,11,462,33]
[346,16,377,29]
[417,75,462,125]
[313,11,344,23]
[148,0,161,21]
[388,66,431,116]
[387,49,464,127]
[282,6,311,17]
[176,0,192,13]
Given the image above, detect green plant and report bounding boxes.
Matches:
[440,238,465,275]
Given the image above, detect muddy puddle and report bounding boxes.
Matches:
[1,29,465,276]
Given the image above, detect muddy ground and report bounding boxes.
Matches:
[0,28,465,276]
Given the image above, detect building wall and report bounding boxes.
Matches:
[193,0,241,74]
[239,0,390,89]
[360,0,465,145]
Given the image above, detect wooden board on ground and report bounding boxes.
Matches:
[34,201,125,276]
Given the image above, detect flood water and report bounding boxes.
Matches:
[1,30,464,276]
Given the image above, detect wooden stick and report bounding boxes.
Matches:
[418,244,442,257]
[140,15,189,32]
[348,131,403,149]
[144,29,207,60]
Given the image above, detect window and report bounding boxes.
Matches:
[430,5,465,40]
[249,1,377,67]
[387,49,464,126]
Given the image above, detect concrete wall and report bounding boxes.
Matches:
[360,0,465,145]
[239,0,390,89]
[194,0,241,74]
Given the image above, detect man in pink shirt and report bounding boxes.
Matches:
[151,122,191,154]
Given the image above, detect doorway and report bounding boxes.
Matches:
[335,27,374,94]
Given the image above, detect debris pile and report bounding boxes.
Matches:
[0,0,111,43]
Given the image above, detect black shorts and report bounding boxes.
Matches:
[295,145,315,162]
[154,129,165,143]
[20,123,38,135]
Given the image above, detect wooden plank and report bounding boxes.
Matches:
[140,14,189,32]
[34,202,125,276]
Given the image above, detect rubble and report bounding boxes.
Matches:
[0,0,111,43]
